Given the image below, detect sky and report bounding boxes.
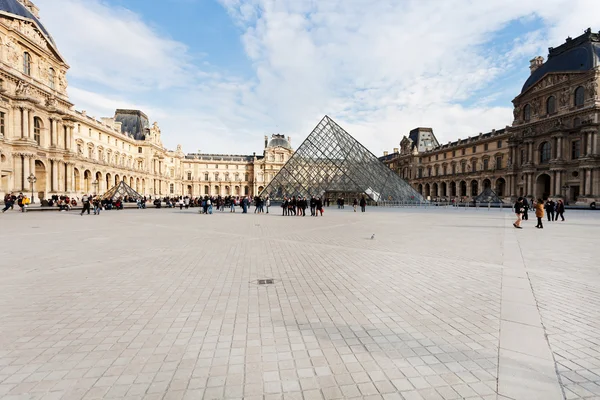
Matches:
[35,0,600,155]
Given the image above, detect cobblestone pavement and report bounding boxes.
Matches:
[0,206,598,400]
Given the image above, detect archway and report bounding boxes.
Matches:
[106,173,111,189]
[130,177,134,187]
[450,181,457,197]
[141,179,145,194]
[483,179,491,189]
[258,186,264,194]
[535,174,552,200]
[471,180,478,196]
[495,178,506,197]
[440,182,447,197]
[73,168,81,192]
[34,160,47,201]
[187,185,192,195]
[114,174,120,186]
[95,172,102,194]
[136,178,140,192]
[432,183,438,198]
[460,181,467,197]
[418,184,423,195]
[424,183,430,197]
[83,170,92,193]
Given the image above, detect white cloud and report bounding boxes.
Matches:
[34,0,600,156]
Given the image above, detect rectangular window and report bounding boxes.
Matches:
[0,111,4,135]
[497,140,503,149]
[520,149,525,165]
[462,148,466,155]
[451,164,456,174]
[418,169,423,178]
[572,140,580,160]
[483,159,489,170]
[472,146,477,153]
[187,172,192,180]
[484,143,488,151]
[138,147,142,153]
[452,150,456,157]
[435,154,438,160]
[472,161,477,171]
[99,133,102,141]
[88,128,92,137]
[443,153,447,159]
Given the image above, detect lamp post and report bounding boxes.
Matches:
[92,179,99,195]
[27,173,36,204]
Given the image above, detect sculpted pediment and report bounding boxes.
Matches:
[5,17,66,64]
[518,72,585,98]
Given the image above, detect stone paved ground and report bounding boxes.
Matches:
[0,206,598,400]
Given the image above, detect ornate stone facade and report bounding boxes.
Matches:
[382,29,600,206]
[0,1,292,201]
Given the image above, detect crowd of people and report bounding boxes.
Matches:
[513,197,566,229]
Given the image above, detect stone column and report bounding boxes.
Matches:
[69,126,75,152]
[28,108,34,140]
[528,173,534,196]
[587,132,593,156]
[557,137,562,159]
[585,168,592,195]
[22,108,29,140]
[527,142,533,164]
[50,119,57,147]
[12,106,22,139]
[13,155,23,192]
[593,131,598,156]
[51,159,58,192]
[22,155,30,191]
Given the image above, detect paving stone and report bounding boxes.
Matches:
[0,208,598,398]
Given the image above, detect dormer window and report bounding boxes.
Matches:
[546,96,556,114]
[48,68,55,89]
[574,86,585,107]
[23,52,31,75]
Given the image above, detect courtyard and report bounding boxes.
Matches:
[0,207,599,400]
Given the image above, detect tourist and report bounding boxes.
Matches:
[535,198,544,229]
[266,197,270,214]
[556,199,565,221]
[513,197,524,229]
[316,197,323,216]
[80,194,91,216]
[545,199,555,221]
[353,198,357,212]
[184,196,190,209]
[1,193,14,213]
[522,197,529,221]
[360,197,366,212]
[300,197,307,216]
[230,197,236,213]
[242,196,248,213]
[93,197,102,215]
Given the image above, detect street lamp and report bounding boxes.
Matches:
[27,173,37,204]
[92,179,99,195]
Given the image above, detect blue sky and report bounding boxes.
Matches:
[36,0,600,154]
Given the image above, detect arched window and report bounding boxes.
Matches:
[204,173,209,180]
[48,68,55,89]
[23,52,31,75]
[33,117,41,145]
[523,104,531,121]
[546,96,556,114]
[540,142,551,164]
[574,86,585,106]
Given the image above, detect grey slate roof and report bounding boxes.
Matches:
[114,110,149,141]
[522,28,600,94]
[0,0,54,44]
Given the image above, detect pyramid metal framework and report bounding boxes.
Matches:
[473,186,503,204]
[261,116,424,203]
[101,181,142,201]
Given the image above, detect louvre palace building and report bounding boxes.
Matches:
[382,28,600,206]
[0,0,292,202]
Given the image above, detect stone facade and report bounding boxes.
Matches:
[0,1,292,201]
[382,29,600,206]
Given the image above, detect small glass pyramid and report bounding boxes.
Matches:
[261,116,424,203]
[101,180,143,201]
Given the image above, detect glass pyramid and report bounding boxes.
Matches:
[261,116,424,203]
[101,180,143,201]
[474,187,503,204]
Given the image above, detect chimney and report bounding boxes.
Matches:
[264,135,268,148]
[393,147,398,153]
[383,151,389,156]
[529,56,544,74]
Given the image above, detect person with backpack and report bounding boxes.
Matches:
[80,194,91,216]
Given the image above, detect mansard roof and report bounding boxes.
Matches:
[0,0,54,45]
[521,28,600,94]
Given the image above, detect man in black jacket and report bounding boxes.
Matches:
[545,199,555,221]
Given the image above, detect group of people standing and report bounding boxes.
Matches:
[281,196,323,216]
[513,197,565,229]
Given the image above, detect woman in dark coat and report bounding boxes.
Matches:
[513,197,524,229]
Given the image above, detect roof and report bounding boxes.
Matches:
[114,110,149,141]
[0,0,54,45]
[521,28,600,94]
[408,127,439,152]
[267,134,292,149]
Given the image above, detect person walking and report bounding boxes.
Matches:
[513,197,524,229]
[80,194,91,216]
[556,199,565,221]
[2,193,14,213]
[93,197,101,215]
[545,199,555,222]
[310,197,316,216]
[359,197,366,212]
[522,197,529,221]
[316,197,323,216]
[266,197,270,214]
[535,198,544,229]
[353,198,357,212]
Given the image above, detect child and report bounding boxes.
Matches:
[535,198,544,229]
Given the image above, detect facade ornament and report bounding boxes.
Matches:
[15,80,31,96]
[587,80,598,98]
[45,96,57,108]
[513,105,521,120]
[559,88,569,106]
[5,37,20,65]
[532,98,541,115]
[58,70,68,92]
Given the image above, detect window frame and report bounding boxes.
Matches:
[539,141,551,164]
[33,117,41,145]
[574,86,585,107]
[523,104,531,121]
[23,52,31,75]
[571,140,581,160]
[546,95,556,114]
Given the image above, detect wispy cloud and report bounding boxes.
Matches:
[35,0,600,155]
